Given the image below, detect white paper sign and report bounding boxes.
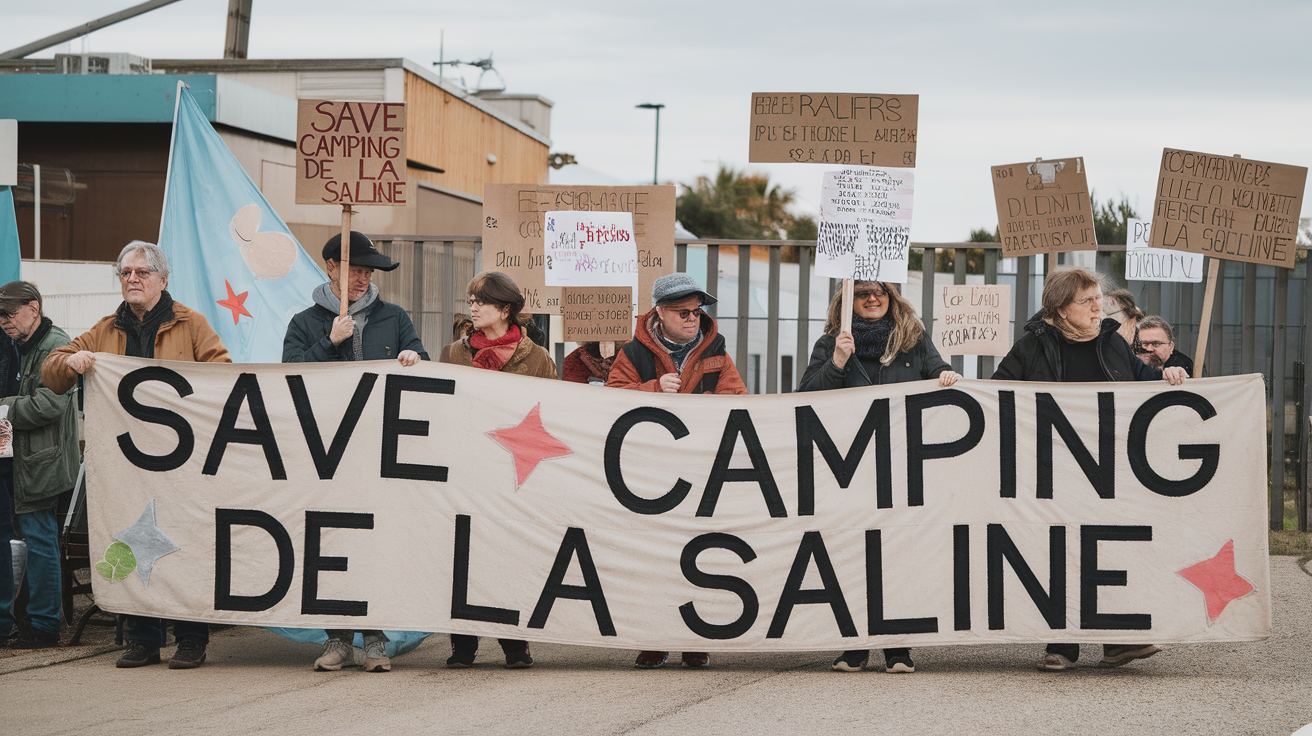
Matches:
[816,167,914,283]
[543,211,639,288]
[1126,217,1204,283]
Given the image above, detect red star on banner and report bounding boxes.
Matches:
[486,403,572,489]
[1176,540,1256,623]
[216,280,252,325]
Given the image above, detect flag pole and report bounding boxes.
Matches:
[157,80,189,243]
[339,204,352,318]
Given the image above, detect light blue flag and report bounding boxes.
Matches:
[158,83,326,363]
[0,186,21,285]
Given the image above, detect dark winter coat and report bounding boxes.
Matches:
[282,299,428,363]
[991,312,1162,383]
[798,332,951,392]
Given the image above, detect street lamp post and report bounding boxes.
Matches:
[635,103,664,185]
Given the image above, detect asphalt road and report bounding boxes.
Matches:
[7,557,1312,736]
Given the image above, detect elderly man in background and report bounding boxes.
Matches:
[0,281,79,649]
[44,240,230,669]
[1136,315,1194,374]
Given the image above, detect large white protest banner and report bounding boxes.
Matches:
[1126,217,1204,283]
[816,167,914,283]
[85,356,1269,650]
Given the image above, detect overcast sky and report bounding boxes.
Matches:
[4,0,1310,241]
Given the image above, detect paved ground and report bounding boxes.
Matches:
[6,556,1312,736]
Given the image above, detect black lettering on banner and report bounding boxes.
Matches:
[1128,392,1219,497]
[999,391,1016,498]
[116,366,196,472]
[767,531,857,638]
[1081,525,1152,630]
[1036,392,1115,499]
[381,374,454,482]
[905,390,985,506]
[954,525,970,631]
[301,510,372,616]
[795,400,892,515]
[451,515,520,625]
[987,524,1066,630]
[700,409,787,518]
[527,527,616,635]
[866,529,938,635]
[214,509,294,612]
[679,533,759,640]
[604,407,693,514]
[287,373,378,480]
[202,373,286,479]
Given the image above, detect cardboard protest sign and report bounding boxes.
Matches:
[815,167,914,283]
[543,211,639,288]
[1150,149,1307,269]
[562,287,633,342]
[483,185,675,314]
[86,356,1270,649]
[991,158,1095,257]
[1125,217,1203,283]
[749,93,918,168]
[932,285,1011,356]
[296,100,407,206]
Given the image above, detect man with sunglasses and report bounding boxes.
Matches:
[607,273,746,670]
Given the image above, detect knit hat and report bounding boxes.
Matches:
[651,273,717,306]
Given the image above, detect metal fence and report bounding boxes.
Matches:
[370,235,1312,533]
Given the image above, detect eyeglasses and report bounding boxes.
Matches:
[466,298,491,308]
[118,268,156,281]
[667,308,703,321]
[854,289,887,301]
[1138,340,1170,349]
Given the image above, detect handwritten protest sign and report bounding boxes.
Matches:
[483,185,675,314]
[932,285,1011,356]
[1125,217,1203,283]
[815,167,914,283]
[563,287,633,342]
[1149,149,1307,269]
[749,93,918,167]
[543,211,638,288]
[991,157,1095,257]
[296,100,407,206]
[85,356,1271,649]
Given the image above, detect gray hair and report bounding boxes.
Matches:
[116,240,170,281]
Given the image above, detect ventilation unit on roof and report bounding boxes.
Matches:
[53,53,152,75]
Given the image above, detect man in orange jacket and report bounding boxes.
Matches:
[606,273,748,396]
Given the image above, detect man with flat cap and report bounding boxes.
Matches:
[282,230,428,673]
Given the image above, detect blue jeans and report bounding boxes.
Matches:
[0,478,13,636]
[124,616,209,647]
[14,507,60,636]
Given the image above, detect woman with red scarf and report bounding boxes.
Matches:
[438,270,558,668]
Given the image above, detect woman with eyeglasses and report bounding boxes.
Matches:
[992,266,1186,672]
[799,280,958,675]
[438,270,558,669]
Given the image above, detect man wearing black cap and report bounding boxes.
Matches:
[281,231,429,673]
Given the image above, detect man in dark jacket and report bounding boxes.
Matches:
[993,312,1166,383]
[283,231,427,367]
[1135,315,1194,374]
[0,281,80,649]
[282,231,428,673]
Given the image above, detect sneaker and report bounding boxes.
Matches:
[9,622,60,649]
[681,652,710,669]
[314,638,355,671]
[363,637,391,673]
[1098,644,1162,668]
[831,650,868,672]
[634,650,669,669]
[884,655,915,673]
[504,647,534,669]
[168,640,207,669]
[446,648,477,668]
[1038,652,1075,671]
[116,642,161,668]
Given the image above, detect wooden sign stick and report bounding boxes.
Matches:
[840,278,854,334]
[339,204,352,318]
[1192,257,1221,378]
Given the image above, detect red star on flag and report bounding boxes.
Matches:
[1176,540,1256,623]
[486,403,572,489]
[216,280,252,325]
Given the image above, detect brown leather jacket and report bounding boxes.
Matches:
[606,309,748,395]
[43,301,231,394]
[438,332,559,379]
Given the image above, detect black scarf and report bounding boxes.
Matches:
[850,316,894,360]
[656,326,701,371]
[117,291,176,359]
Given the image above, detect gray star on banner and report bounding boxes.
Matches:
[112,499,181,588]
